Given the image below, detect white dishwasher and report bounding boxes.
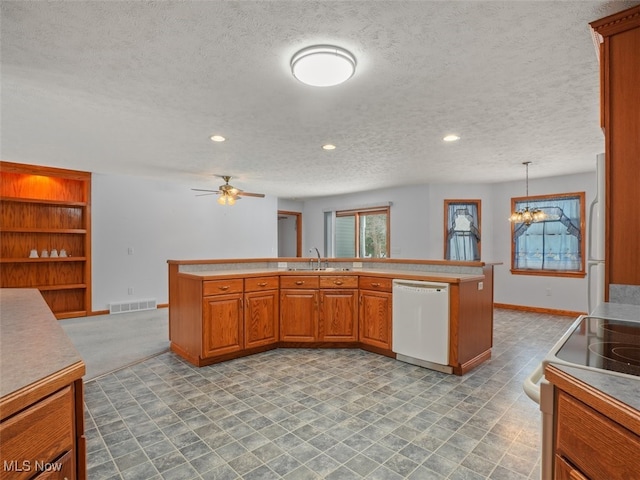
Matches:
[392,279,451,374]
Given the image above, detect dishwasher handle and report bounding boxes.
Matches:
[523,362,543,404]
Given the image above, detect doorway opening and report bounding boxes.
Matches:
[278,210,302,257]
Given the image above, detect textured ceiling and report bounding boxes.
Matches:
[2,0,638,199]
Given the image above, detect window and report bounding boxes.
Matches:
[511,192,585,277]
[444,199,481,261]
[329,206,390,258]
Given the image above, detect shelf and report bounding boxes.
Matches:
[37,284,87,291]
[0,257,86,264]
[1,162,91,318]
[0,228,87,234]
[0,196,86,207]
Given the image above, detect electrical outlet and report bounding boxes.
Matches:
[478,281,484,290]
[128,247,134,255]
[128,287,134,295]
[546,288,552,296]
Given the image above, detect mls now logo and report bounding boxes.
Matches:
[3,460,64,473]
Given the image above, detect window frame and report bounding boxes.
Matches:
[443,199,481,261]
[334,206,390,258]
[510,191,586,278]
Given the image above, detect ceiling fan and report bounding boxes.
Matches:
[192,175,265,205]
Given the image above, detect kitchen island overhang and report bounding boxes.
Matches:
[167,258,500,375]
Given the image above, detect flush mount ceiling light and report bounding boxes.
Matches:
[509,161,547,225]
[322,144,336,150]
[291,45,356,87]
[210,135,226,142]
[443,134,460,142]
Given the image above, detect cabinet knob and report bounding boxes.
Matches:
[371,282,380,287]
[219,285,230,291]
[295,281,304,285]
[334,280,343,285]
[258,282,268,287]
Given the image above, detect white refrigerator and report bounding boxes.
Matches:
[587,153,606,313]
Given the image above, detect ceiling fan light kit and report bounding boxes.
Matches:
[192,175,265,206]
[290,45,356,87]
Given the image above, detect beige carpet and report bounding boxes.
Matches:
[60,308,169,381]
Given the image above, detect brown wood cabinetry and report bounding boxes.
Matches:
[170,274,281,365]
[358,276,393,352]
[0,289,86,480]
[319,275,358,342]
[554,390,640,480]
[545,364,640,480]
[280,275,319,342]
[590,6,640,294]
[168,262,495,373]
[0,162,91,319]
[244,276,279,348]
[448,268,494,375]
[202,279,243,357]
[203,291,243,357]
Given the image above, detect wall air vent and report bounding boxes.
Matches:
[109,298,157,315]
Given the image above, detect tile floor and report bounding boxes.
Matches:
[84,309,573,479]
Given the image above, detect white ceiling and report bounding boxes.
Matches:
[2,0,638,199]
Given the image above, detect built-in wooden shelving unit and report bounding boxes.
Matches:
[0,161,92,319]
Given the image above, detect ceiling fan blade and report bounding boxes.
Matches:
[191,188,221,193]
[237,191,265,198]
[195,193,217,197]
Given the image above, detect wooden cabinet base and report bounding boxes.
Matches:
[172,341,395,367]
[171,342,277,367]
[452,350,492,376]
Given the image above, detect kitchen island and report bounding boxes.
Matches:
[168,258,498,375]
[0,288,86,479]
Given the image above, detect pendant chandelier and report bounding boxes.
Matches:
[509,161,546,225]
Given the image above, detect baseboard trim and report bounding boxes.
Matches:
[494,303,585,317]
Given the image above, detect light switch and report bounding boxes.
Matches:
[478,281,484,290]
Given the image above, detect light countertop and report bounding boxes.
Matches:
[0,289,84,400]
[177,268,485,284]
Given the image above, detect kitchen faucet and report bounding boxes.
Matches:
[311,247,321,270]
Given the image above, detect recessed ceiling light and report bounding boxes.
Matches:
[322,144,337,150]
[210,135,226,142]
[443,134,461,142]
[291,45,356,87]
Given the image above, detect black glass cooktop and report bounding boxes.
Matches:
[555,316,640,377]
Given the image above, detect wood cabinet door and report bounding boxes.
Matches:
[554,455,588,480]
[202,293,243,357]
[319,289,358,341]
[359,290,392,350]
[280,289,318,342]
[244,290,279,348]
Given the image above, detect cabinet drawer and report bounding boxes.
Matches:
[0,386,74,480]
[280,275,319,289]
[203,278,243,296]
[245,276,279,292]
[556,391,640,480]
[320,275,358,289]
[358,276,392,292]
[554,455,587,480]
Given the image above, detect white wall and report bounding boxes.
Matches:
[302,184,432,258]
[90,170,596,313]
[491,171,596,312]
[92,173,278,310]
[301,171,596,312]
